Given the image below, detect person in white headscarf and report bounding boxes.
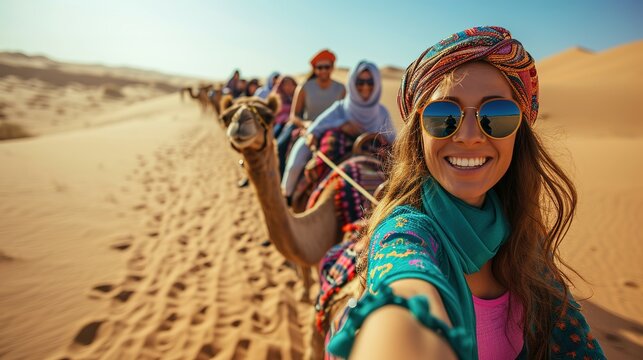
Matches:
[281,60,396,199]
[254,71,280,99]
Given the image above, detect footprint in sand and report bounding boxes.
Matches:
[0,250,16,262]
[232,338,251,358]
[623,280,639,289]
[197,344,216,359]
[110,234,134,251]
[113,289,135,303]
[73,320,105,346]
[90,284,114,296]
[177,235,189,246]
[191,306,209,325]
[168,281,188,299]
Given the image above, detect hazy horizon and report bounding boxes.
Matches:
[2,0,642,81]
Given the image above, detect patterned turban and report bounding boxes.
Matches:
[397,26,539,125]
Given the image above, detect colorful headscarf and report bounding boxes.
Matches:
[397,26,539,125]
[310,49,337,66]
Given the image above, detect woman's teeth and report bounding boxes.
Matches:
[447,156,487,168]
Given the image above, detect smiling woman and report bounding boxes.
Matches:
[421,62,519,207]
[325,26,606,360]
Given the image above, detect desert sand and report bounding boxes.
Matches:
[1,42,642,360]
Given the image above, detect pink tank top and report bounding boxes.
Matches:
[473,291,524,360]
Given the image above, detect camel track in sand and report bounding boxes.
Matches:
[58,122,313,360]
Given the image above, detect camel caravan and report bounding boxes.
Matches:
[218,90,391,357]
[180,83,224,116]
[183,55,394,357]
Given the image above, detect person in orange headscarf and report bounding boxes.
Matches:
[292,49,346,126]
[276,49,346,179]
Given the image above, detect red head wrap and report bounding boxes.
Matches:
[310,49,337,67]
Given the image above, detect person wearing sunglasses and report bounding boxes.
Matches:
[281,60,396,201]
[293,49,347,127]
[275,49,346,177]
[325,26,604,359]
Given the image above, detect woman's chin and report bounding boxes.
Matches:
[441,184,487,207]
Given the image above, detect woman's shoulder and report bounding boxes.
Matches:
[331,79,346,90]
[374,205,433,234]
[366,205,444,290]
[301,79,318,91]
[370,205,438,252]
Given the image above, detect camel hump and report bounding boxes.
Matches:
[352,132,388,156]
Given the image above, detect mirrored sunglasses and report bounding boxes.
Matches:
[419,99,522,139]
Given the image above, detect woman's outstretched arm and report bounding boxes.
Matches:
[350,279,457,360]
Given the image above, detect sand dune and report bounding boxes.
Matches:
[0,52,207,138]
[537,41,643,137]
[1,42,642,360]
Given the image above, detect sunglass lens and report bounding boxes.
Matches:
[478,100,521,138]
[423,101,461,138]
[356,79,374,86]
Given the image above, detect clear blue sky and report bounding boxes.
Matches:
[1,0,641,81]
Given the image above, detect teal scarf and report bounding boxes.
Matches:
[421,179,510,274]
[421,178,510,358]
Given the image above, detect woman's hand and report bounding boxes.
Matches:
[305,133,318,152]
[340,121,363,137]
[289,115,304,128]
[349,279,457,360]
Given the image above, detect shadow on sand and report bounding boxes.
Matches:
[581,300,643,359]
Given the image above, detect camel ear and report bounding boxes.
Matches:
[266,94,280,114]
[220,95,234,112]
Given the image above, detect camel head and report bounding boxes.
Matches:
[220,95,280,151]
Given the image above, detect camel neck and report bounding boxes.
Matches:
[239,136,339,266]
[242,141,299,258]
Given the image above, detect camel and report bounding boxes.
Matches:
[180,84,219,115]
[208,84,224,116]
[220,95,385,358]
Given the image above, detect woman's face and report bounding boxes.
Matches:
[237,80,247,92]
[421,62,517,207]
[281,78,296,97]
[356,70,374,101]
[248,83,258,96]
[314,60,333,81]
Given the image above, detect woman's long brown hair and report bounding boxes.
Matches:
[356,72,579,358]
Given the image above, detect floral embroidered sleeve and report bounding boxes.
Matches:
[366,206,447,295]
